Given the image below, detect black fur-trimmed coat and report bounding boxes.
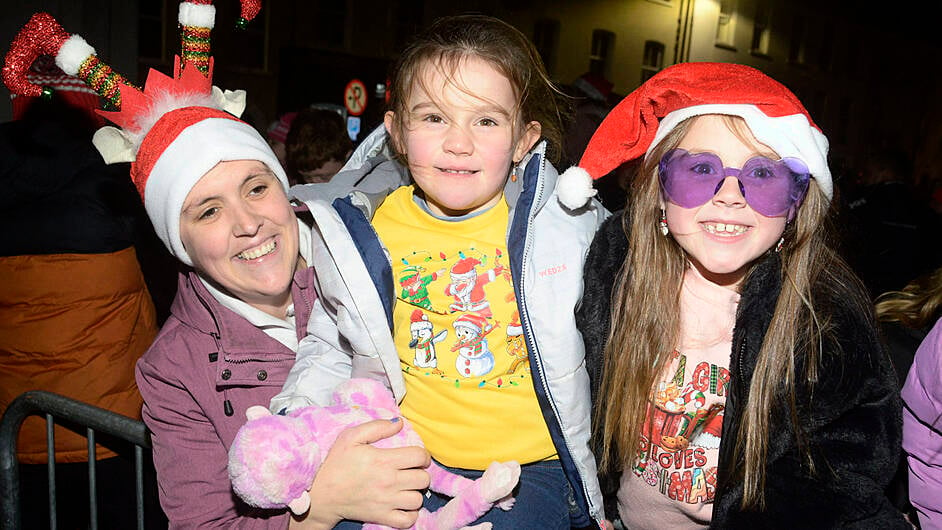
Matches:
[578,211,908,529]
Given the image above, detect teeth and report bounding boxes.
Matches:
[237,240,276,260]
[441,168,474,174]
[704,223,747,235]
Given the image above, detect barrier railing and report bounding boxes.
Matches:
[0,391,152,530]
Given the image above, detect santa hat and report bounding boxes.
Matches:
[557,62,830,210]
[506,311,523,336]
[410,309,432,331]
[452,313,491,335]
[450,257,481,276]
[2,3,276,267]
[267,111,297,144]
[9,57,103,125]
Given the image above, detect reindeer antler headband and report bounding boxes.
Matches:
[2,1,288,267]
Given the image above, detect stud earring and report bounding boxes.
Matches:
[775,237,784,253]
[659,208,669,236]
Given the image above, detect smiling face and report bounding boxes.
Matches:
[663,115,788,288]
[385,56,541,217]
[180,160,300,317]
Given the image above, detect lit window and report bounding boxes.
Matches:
[589,29,615,78]
[789,15,807,64]
[641,40,665,83]
[751,2,771,56]
[715,0,737,48]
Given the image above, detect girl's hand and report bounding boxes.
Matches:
[292,418,431,529]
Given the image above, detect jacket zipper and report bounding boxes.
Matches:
[736,336,748,391]
[514,153,598,523]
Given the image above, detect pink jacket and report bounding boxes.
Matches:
[901,317,942,529]
[136,268,315,529]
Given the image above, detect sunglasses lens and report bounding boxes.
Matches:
[659,150,724,208]
[739,157,810,217]
[659,149,811,217]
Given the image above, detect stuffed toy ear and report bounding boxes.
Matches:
[287,492,311,515]
[245,405,271,420]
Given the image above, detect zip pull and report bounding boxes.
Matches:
[224,399,234,417]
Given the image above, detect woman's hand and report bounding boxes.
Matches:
[291,418,431,529]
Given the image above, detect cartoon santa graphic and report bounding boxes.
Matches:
[444,257,503,317]
[408,309,446,369]
[451,313,498,377]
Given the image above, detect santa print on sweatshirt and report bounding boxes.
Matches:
[618,266,738,528]
[372,186,557,470]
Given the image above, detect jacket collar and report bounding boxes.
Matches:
[169,267,314,354]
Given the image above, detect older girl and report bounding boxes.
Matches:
[568,62,907,528]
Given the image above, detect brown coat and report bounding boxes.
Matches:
[0,247,157,463]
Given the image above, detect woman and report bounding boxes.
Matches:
[3,8,428,529]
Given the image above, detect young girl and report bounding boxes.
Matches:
[283,14,607,529]
[568,62,908,527]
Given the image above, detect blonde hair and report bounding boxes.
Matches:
[874,267,942,329]
[595,115,871,509]
[386,14,568,165]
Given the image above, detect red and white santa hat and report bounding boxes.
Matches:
[452,313,491,335]
[2,3,277,267]
[410,309,432,332]
[450,257,481,280]
[557,62,830,210]
[506,311,523,337]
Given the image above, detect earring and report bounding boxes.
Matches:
[774,237,784,253]
[510,162,519,183]
[659,209,669,236]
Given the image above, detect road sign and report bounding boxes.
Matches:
[344,79,367,116]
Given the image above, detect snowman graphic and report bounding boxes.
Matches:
[408,309,446,369]
[451,313,498,377]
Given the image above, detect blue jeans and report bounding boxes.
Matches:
[333,459,577,529]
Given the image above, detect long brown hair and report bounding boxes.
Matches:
[385,14,568,165]
[595,115,871,508]
[874,267,942,329]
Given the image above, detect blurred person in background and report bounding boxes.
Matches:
[285,107,352,185]
[0,60,167,529]
[875,267,942,528]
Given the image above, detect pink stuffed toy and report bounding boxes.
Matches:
[228,378,520,529]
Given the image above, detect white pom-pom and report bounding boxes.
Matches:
[56,35,95,76]
[557,166,597,210]
[178,2,216,28]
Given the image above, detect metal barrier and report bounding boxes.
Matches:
[0,391,152,530]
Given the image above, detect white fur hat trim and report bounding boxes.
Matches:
[55,35,95,76]
[178,3,217,28]
[145,117,288,266]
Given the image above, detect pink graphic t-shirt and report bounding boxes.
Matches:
[618,266,740,528]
